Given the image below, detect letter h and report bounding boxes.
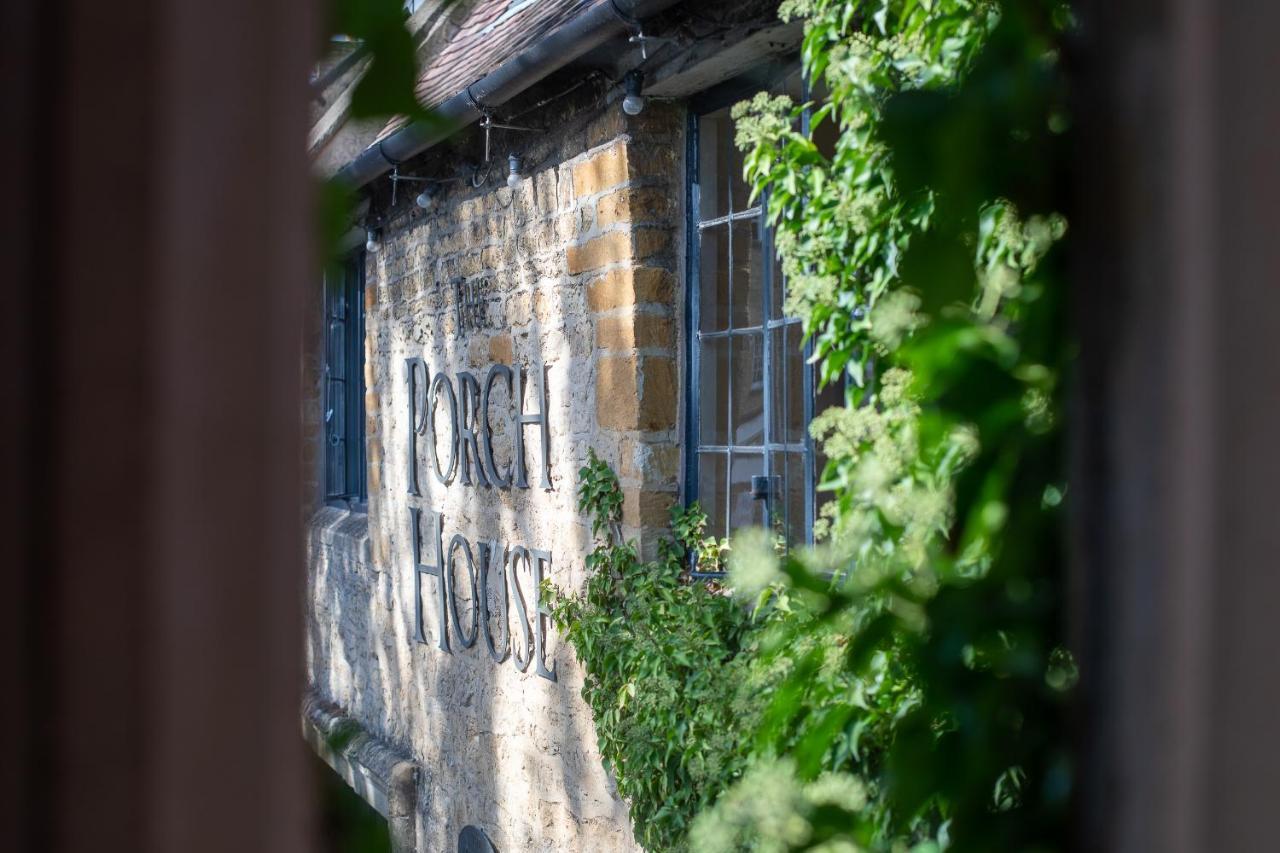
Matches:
[409,506,450,652]
[512,363,551,490]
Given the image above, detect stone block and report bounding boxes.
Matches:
[638,356,678,430]
[467,336,488,366]
[489,333,513,363]
[595,354,677,431]
[584,108,627,151]
[618,438,679,487]
[634,227,672,262]
[586,267,674,311]
[595,186,674,230]
[594,313,674,351]
[571,142,629,197]
[622,487,676,530]
[566,231,630,274]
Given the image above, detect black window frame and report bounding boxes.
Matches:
[323,251,368,510]
[684,63,819,576]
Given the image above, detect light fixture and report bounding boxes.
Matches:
[622,70,646,116]
[506,153,523,189]
[415,185,436,209]
[365,226,380,254]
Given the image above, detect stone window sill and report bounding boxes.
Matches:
[308,504,373,567]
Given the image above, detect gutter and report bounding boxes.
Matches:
[335,0,682,190]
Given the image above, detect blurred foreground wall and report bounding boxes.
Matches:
[0,1,316,851]
[1075,0,1280,850]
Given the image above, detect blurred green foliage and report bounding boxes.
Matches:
[319,0,454,268]
[328,0,441,123]
[553,1,1075,851]
[705,0,1075,849]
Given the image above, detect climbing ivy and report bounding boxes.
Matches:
[547,451,752,851]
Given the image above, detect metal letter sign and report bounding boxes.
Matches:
[403,356,557,682]
[404,360,550,492]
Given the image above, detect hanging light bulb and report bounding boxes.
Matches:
[506,153,523,189]
[622,70,646,116]
[365,227,380,254]
[415,185,435,209]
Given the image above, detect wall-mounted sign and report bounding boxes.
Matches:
[403,358,550,492]
[403,358,556,682]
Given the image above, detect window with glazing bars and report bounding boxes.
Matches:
[685,74,841,570]
[324,252,367,507]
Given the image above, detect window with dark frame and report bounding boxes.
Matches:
[685,71,841,570]
[323,252,367,508]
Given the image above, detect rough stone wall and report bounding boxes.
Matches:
[307,98,686,852]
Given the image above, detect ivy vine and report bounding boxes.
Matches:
[547,451,751,851]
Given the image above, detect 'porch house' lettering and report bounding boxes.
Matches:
[402,357,551,493]
[402,357,557,682]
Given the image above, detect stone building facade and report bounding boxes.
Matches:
[305,2,802,850]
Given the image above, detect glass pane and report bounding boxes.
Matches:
[698,108,730,221]
[328,319,346,379]
[730,333,765,446]
[770,322,805,445]
[697,452,729,541]
[699,226,730,332]
[769,451,807,549]
[326,376,346,497]
[728,452,766,532]
[327,439,345,497]
[731,218,766,329]
[770,244,785,319]
[699,336,730,446]
[326,269,347,320]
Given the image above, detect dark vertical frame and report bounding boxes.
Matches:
[799,72,817,539]
[347,254,367,506]
[2,0,317,848]
[683,107,701,544]
[1074,2,1280,849]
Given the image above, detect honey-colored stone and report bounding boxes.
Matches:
[489,333,513,363]
[586,267,675,311]
[595,355,677,431]
[566,231,630,274]
[638,356,678,430]
[571,142,630,197]
[595,313,674,351]
[633,228,671,261]
[305,69,690,853]
[595,186,674,229]
[622,487,677,529]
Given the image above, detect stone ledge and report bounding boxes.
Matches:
[309,505,373,566]
[303,693,418,852]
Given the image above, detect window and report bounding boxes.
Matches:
[324,252,367,508]
[685,73,840,566]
